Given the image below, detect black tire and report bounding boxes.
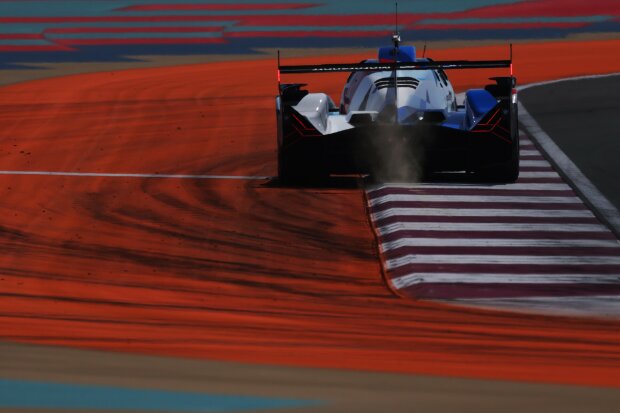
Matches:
[278,143,328,185]
[496,101,521,183]
[475,133,519,183]
[277,142,301,184]
[474,92,520,183]
[496,133,520,182]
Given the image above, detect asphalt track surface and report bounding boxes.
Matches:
[1,40,620,411]
[519,74,620,212]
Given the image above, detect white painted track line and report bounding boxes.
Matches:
[0,170,271,180]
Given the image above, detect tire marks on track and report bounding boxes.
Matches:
[1,56,620,388]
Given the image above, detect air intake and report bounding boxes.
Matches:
[374,77,419,90]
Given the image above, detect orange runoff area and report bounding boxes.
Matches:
[0,39,619,387]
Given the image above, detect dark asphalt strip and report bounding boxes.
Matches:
[519,74,620,212]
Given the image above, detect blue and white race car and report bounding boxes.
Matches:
[276,34,518,183]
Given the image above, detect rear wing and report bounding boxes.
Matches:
[278,59,511,74]
[277,43,513,75]
[276,44,514,97]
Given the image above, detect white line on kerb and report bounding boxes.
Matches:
[380,238,619,251]
[0,170,271,180]
[519,171,560,178]
[372,208,593,220]
[369,183,570,192]
[392,273,620,289]
[378,222,607,235]
[386,254,620,270]
[369,194,582,206]
[518,72,620,236]
[521,159,551,167]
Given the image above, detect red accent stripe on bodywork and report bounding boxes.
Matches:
[291,113,322,137]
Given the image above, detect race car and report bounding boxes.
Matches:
[276,34,519,184]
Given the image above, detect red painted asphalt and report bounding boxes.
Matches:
[1,40,620,388]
